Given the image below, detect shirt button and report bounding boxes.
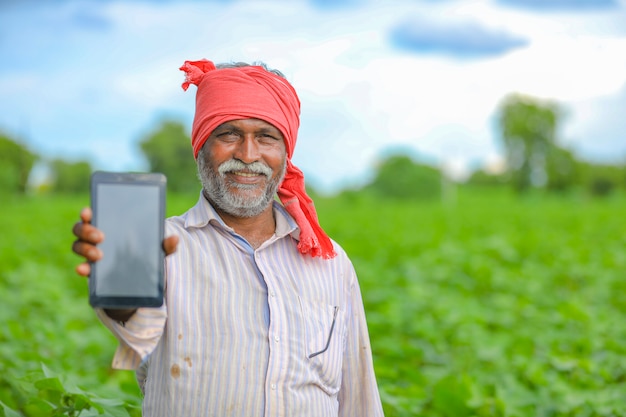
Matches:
[270,291,276,297]
[274,335,280,342]
[271,384,276,390]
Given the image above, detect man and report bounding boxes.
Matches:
[72,59,384,416]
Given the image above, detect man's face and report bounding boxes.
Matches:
[197,118,287,218]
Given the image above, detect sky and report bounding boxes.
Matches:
[1,0,626,193]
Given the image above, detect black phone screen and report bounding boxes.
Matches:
[89,171,166,308]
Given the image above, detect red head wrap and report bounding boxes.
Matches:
[180,59,336,259]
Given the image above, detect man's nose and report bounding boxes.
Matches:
[234,135,260,163]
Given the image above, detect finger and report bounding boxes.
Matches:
[76,262,91,277]
[80,207,93,223]
[72,240,103,262]
[163,235,179,256]
[72,222,104,244]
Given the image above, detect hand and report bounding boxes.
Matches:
[71,207,179,277]
[72,207,104,276]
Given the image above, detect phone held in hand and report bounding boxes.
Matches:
[89,171,166,309]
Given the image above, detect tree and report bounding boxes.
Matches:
[364,154,442,200]
[466,169,508,187]
[496,94,561,192]
[139,120,198,193]
[0,134,38,195]
[545,145,578,192]
[577,161,625,197]
[49,159,92,194]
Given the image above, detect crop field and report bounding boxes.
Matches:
[1,188,625,416]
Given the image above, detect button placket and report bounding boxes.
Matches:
[257,255,284,414]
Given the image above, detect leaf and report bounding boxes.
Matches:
[98,406,133,417]
[22,397,55,415]
[61,392,93,411]
[0,402,22,417]
[40,364,57,380]
[34,377,64,393]
[432,374,473,416]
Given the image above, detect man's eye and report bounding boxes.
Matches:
[217,131,238,139]
[258,135,278,145]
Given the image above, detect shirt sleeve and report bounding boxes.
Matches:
[338,265,385,416]
[94,304,167,370]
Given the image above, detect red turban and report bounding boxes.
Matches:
[180,59,336,259]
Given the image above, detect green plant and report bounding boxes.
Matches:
[2,189,625,416]
[0,365,139,417]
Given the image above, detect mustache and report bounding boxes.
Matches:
[218,159,273,178]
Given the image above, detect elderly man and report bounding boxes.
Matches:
[72,59,384,416]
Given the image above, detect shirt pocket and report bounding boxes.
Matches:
[298,297,346,396]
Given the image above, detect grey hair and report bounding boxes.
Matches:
[215,61,286,79]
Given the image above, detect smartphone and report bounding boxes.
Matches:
[89,171,166,308]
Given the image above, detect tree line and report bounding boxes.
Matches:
[1,94,624,199]
[469,93,626,197]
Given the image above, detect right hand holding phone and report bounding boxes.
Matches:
[72,207,104,277]
[71,207,179,277]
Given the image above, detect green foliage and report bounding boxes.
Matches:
[496,94,561,192]
[2,190,625,416]
[0,364,139,417]
[577,161,625,197]
[467,169,508,187]
[545,146,578,192]
[364,154,442,200]
[0,134,38,196]
[316,188,626,416]
[139,121,199,194]
[0,195,141,417]
[468,156,625,199]
[49,159,92,194]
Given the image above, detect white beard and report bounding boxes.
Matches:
[197,148,285,218]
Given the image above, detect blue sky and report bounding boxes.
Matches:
[1,0,625,192]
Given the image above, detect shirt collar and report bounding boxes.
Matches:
[184,192,300,241]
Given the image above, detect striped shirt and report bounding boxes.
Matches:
[96,194,384,416]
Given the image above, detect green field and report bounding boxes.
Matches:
[1,189,625,416]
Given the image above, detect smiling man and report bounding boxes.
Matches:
[198,118,287,235]
[72,59,384,416]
